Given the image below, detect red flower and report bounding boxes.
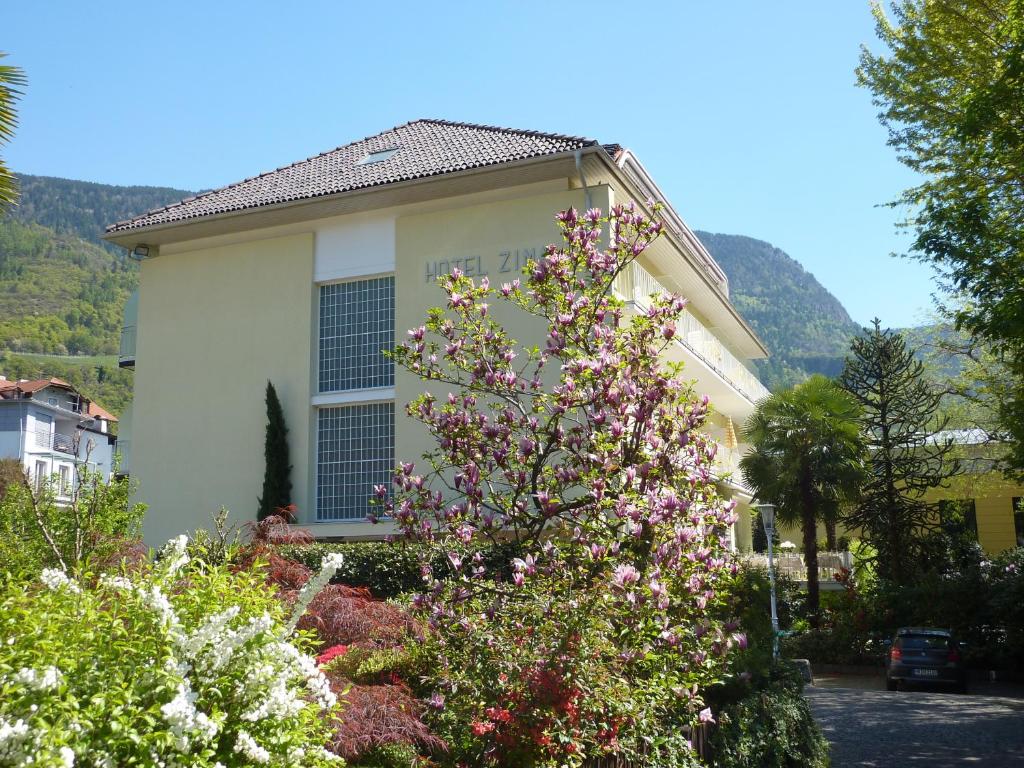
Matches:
[471,720,496,736]
[485,707,514,724]
[316,644,349,666]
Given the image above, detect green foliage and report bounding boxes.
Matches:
[0,545,342,767]
[858,0,1024,474]
[0,173,190,387]
[258,381,293,520]
[840,320,961,584]
[0,457,22,502]
[0,466,145,579]
[279,541,526,599]
[0,217,137,356]
[0,53,25,208]
[350,743,422,768]
[709,664,830,768]
[782,546,1024,677]
[722,565,803,678]
[0,351,132,417]
[697,231,861,390]
[741,375,864,621]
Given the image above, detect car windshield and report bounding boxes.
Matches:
[899,635,951,650]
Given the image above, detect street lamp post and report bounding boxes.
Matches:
[756,502,780,661]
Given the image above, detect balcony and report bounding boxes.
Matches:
[36,430,77,455]
[743,551,853,589]
[119,290,138,368]
[119,325,136,368]
[613,262,770,405]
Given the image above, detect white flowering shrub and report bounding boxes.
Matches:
[0,536,344,767]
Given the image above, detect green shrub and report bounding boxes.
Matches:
[709,664,830,768]
[279,541,526,599]
[0,537,342,766]
[0,466,144,580]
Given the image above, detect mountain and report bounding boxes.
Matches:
[0,175,192,415]
[11,174,193,252]
[696,231,864,390]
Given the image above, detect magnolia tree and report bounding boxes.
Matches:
[379,204,743,767]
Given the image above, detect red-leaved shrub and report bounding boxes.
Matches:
[324,677,446,760]
[296,585,423,648]
[234,505,442,763]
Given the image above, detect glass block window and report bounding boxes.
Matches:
[317,402,394,521]
[319,277,395,393]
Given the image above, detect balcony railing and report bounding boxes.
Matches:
[119,325,136,367]
[613,262,770,403]
[712,444,743,481]
[743,551,853,582]
[35,430,77,455]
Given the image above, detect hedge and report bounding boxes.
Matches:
[709,664,830,768]
[278,540,526,599]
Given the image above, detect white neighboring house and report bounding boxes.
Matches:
[0,375,118,496]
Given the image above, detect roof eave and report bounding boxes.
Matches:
[586,149,771,359]
[102,146,601,250]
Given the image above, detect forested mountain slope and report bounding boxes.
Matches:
[12,173,193,250]
[697,231,864,390]
[0,175,191,414]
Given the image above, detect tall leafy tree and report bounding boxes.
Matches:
[840,320,960,584]
[741,375,864,624]
[257,381,292,520]
[0,53,26,207]
[858,1,1024,471]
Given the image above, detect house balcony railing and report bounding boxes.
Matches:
[119,325,136,367]
[743,551,854,583]
[36,431,77,455]
[712,444,743,482]
[613,262,770,403]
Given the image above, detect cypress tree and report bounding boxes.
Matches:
[257,381,292,520]
[839,320,960,585]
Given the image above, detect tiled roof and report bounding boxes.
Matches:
[86,402,118,423]
[107,119,602,233]
[0,377,73,397]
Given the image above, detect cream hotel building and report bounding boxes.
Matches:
[106,120,770,548]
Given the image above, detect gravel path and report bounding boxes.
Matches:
[806,684,1024,767]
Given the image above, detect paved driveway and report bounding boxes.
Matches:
[806,683,1024,767]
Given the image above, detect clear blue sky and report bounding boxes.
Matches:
[3,0,936,327]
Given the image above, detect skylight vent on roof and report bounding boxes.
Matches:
[357,148,399,165]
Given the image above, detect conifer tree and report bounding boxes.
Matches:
[840,320,960,585]
[257,381,291,520]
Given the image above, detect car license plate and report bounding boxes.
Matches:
[912,668,939,677]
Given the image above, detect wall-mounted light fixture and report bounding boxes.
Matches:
[130,244,150,261]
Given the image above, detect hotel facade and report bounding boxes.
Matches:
[105,120,770,547]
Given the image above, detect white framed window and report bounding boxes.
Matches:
[58,465,71,496]
[316,402,394,521]
[314,274,396,523]
[34,460,47,491]
[318,276,395,393]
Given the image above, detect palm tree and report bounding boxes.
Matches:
[741,375,864,625]
[0,53,26,208]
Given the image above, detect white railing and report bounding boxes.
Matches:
[613,262,770,403]
[743,551,853,582]
[712,444,743,480]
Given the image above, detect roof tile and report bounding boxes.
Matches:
[107,119,599,233]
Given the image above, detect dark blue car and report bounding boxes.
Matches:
[885,627,968,693]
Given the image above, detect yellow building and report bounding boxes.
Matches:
[105,120,770,546]
[926,431,1024,554]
